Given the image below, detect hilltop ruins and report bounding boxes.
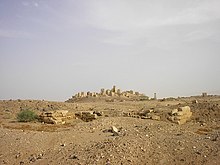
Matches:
[66,85,148,102]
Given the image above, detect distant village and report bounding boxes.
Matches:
[67,85,210,102]
[72,85,146,99]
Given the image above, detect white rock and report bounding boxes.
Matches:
[111,126,119,136]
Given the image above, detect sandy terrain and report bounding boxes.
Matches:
[0,96,219,165]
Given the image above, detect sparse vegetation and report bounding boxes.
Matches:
[0,97,220,164]
[17,110,38,122]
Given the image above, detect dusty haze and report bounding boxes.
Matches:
[0,0,220,101]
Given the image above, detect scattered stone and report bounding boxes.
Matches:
[138,109,153,116]
[29,155,37,162]
[141,116,151,119]
[69,155,78,159]
[212,135,219,141]
[75,111,98,122]
[200,122,206,126]
[123,112,132,117]
[37,153,43,159]
[131,115,140,118]
[39,110,74,124]
[93,111,103,116]
[195,151,202,155]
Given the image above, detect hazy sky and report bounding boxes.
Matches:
[0,0,220,101]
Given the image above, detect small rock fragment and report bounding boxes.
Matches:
[192,100,198,104]
[111,126,119,136]
[29,155,37,162]
[20,161,24,165]
[60,143,66,147]
[69,155,78,159]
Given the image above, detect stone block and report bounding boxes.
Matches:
[76,111,98,122]
[110,91,115,96]
[39,110,74,124]
[138,109,153,116]
[192,100,198,104]
[176,119,187,125]
[171,109,178,115]
[151,115,161,121]
[123,112,130,117]
[169,106,192,125]
[111,126,119,136]
[106,90,111,96]
[141,116,151,119]
[178,106,191,113]
[176,111,184,116]
[93,111,103,116]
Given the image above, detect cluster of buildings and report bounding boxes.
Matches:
[72,85,144,99]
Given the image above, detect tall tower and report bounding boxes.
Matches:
[154,93,157,100]
[112,85,116,93]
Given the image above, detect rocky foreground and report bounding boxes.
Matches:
[0,96,219,165]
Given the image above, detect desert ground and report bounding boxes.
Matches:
[0,94,219,165]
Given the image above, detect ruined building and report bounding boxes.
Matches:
[66,85,147,102]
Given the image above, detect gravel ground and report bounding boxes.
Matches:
[0,96,219,165]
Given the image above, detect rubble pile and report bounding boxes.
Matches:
[75,111,98,122]
[39,110,74,124]
[168,106,192,125]
[123,109,161,121]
